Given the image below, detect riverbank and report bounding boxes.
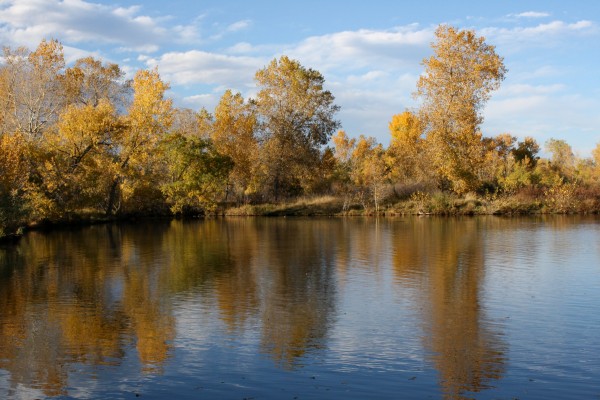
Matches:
[0,212,170,243]
[2,190,599,242]
[224,189,600,217]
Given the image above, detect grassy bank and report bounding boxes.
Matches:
[3,189,599,242]
[224,189,600,217]
[224,195,345,216]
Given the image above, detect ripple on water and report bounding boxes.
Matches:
[1,217,600,399]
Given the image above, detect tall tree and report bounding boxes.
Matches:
[416,25,506,193]
[106,68,173,215]
[0,39,66,139]
[545,138,575,180]
[63,56,128,108]
[350,135,392,212]
[26,56,129,216]
[254,56,340,200]
[36,100,126,213]
[0,132,28,235]
[212,90,258,202]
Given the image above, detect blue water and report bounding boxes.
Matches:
[0,216,599,399]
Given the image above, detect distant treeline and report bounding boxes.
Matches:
[2,26,600,236]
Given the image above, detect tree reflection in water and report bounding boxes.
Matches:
[392,217,507,399]
[0,223,175,396]
[0,217,508,398]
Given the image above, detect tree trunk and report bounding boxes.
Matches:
[105,178,121,216]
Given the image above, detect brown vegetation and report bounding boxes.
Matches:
[2,28,600,239]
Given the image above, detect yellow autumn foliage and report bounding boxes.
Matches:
[416,25,507,193]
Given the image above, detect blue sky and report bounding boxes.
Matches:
[0,0,598,155]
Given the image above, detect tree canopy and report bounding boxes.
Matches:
[416,25,507,193]
[254,56,340,200]
[2,31,600,236]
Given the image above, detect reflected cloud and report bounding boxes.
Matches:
[0,217,514,397]
[0,224,175,394]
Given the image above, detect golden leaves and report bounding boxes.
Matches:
[255,56,340,199]
[416,25,507,193]
[57,100,124,150]
[212,90,258,200]
[128,68,173,138]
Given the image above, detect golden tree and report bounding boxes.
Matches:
[255,56,340,200]
[0,132,29,235]
[63,56,128,108]
[212,90,258,202]
[351,135,393,212]
[387,110,430,184]
[545,138,576,180]
[0,39,66,139]
[42,100,125,212]
[106,68,173,215]
[417,25,506,193]
[23,54,128,217]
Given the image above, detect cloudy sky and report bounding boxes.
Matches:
[0,0,598,155]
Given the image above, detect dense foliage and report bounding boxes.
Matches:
[2,28,600,236]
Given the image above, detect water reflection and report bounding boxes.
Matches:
[252,219,337,368]
[392,218,506,399]
[0,219,341,395]
[0,224,176,396]
[161,219,339,367]
[3,217,593,398]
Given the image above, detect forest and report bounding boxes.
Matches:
[1,25,600,238]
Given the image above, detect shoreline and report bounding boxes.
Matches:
[3,195,599,244]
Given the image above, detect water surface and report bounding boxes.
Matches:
[1,216,599,399]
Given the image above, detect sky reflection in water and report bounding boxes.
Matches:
[0,216,599,399]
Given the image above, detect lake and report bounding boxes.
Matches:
[1,216,599,399]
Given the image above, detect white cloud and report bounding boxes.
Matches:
[227,42,255,54]
[227,19,251,32]
[347,70,389,84]
[113,5,142,18]
[226,41,280,56]
[147,22,429,97]
[570,20,594,30]
[173,24,200,43]
[285,25,433,74]
[0,0,196,51]
[482,20,596,49]
[511,11,551,18]
[145,50,264,87]
[208,19,253,41]
[484,93,600,155]
[61,44,102,64]
[515,65,561,80]
[181,93,221,110]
